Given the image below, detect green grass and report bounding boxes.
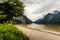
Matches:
[0,24,29,40]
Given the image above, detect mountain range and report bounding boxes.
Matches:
[34,10,60,24]
[14,10,60,24]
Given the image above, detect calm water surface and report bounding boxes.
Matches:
[26,23,60,32]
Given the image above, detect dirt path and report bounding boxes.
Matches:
[16,25,60,40]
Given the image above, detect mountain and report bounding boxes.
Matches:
[14,15,32,24]
[23,15,33,24]
[34,10,60,24]
[21,0,60,22]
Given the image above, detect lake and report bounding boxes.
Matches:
[26,23,60,32]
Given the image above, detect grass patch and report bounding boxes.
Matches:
[0,24,29,40]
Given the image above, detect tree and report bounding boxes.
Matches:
[0,0,24,23]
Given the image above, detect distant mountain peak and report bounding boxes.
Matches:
[34,10,60,24]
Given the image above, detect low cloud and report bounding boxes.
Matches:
[21,0,60,21]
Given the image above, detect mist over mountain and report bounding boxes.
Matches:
[14,15,32,24]
[34,10,60,24]
[21,0,60,21]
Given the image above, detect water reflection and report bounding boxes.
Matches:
[26,23,60,32]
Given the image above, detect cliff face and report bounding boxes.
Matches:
[34,10,60,24]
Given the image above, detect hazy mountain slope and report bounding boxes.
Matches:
[14,15,32,24]
[34,10,60,24]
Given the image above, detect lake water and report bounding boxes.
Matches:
[26,23,60,32]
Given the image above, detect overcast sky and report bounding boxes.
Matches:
[0,0,60,21]
[21,0,60,21]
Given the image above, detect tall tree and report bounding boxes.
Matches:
[0,0,24,23]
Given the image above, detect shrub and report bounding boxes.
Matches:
[0,15,7,20]
[0,24,29,40]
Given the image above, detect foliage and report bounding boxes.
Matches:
[0,24,29,40]
[0,0,24,23]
